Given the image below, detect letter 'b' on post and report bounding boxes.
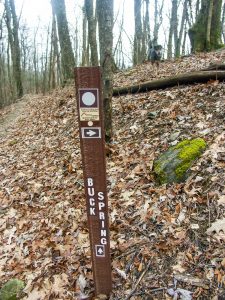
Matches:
[74,67,112,296]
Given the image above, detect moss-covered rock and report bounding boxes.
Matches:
[0,279,25,300]
[153,138,207,185]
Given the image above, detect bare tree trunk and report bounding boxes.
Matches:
[85,0,98,66]
[133,0,143,65]
[153,0,159,44]
[182,24,187,55]
[177,0,188,57]
[51,0,75,82]
[195,0,200,18]
[0,46,5,107]
[167,20,173,59]
[141,0,150,60]
[42,25,50,94]
[0,15,7,106]
[206,0,214,50]
[153,0,164,45]
[222,2,225,43]
[174,0,178,56]
[6,40,14,101]
[114,1,131,69]
[189,0,222,52]
[4,0,23,98]
[97,0,114,141]
[114,2,125,69]
[82,7,89,66]
[33,26,39,93]
[167,0,178,58]
[145,0,150,42]
[49,14,59,89]
[74,22,79,66]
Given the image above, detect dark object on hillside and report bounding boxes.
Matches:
[148,45,162,63]
[147,111,159,119]
[201,63,225,71]
[148,45,162,74]
[218,291,225,300]
[113,70,225,96]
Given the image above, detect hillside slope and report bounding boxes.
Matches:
[0,52,225,299]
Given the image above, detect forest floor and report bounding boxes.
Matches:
[0,96,32,138]
[0,51,225,300]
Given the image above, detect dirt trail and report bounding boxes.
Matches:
[0,96,30,138]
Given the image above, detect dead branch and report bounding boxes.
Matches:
[201,63,225,71]
[113,70,225,96]
[124,261,151,300]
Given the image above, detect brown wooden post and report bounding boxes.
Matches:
[74,67,112,296]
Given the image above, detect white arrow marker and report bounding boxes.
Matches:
[86,130,96,137]
[81,127,101,138]
[98,248,103,255]
[95,245,105,257]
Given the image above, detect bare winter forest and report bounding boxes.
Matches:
[0,0,225,299]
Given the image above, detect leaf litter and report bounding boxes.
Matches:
[0,51,225,299]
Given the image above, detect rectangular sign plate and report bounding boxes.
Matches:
[79,88,99,121]
[81,127,101,139]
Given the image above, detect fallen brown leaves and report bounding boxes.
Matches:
[0,51,225,299]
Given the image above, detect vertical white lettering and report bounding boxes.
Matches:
[88,187,95,196]
[101,238,107,245]
[101,230,107,237]
[89,198,95,206]
[90,208,95,215]
[101,220,105,228]
[87,178,93,186]
[99,212,105,220]
[98,192,104,201]
[98,202,105,210]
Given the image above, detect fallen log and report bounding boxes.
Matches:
[113,70,225,96]
[201,63,225,71]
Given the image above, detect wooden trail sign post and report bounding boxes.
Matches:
[74,67,112,296]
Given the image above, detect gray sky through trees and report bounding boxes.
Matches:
[0,0,204,66]
[0,0,174,65]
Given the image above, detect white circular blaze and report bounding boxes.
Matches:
[82,92,95,106]
[88,121,93,126]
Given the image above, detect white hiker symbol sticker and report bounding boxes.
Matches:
[95,245,105,257]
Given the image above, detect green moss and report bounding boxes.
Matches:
[153,138,207,184]
[175,138,206,160]
[154,161,167,184]
[175,161,191,179]
[174,138,206,181]
[0,279,25,300]
[8,140,17,146]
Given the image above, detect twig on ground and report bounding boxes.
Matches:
[125,250,139,274]
[132,286,168,297]
[124,260,151,300]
